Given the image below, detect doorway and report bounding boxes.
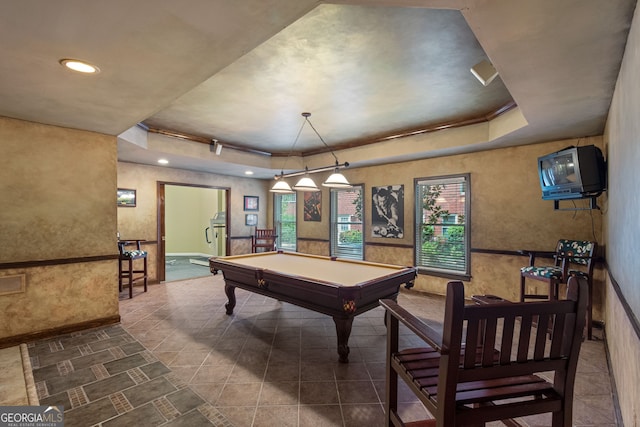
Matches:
[157,182,230,282]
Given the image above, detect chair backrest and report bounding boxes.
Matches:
[555,239,596,265]
[437,277,588,421]
[255,229,276,239]
[252,229,277,252]
[553,239,597,281]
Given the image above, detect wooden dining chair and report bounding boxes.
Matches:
[251,229,277,253]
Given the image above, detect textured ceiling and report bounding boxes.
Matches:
[0,0,636,178]
[142,5,513,154]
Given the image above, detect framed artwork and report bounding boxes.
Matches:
[244,195,259,211]
[371,185,404,238]
[117,188,136,207]
[245,213,258,226]
[303,191,322,221]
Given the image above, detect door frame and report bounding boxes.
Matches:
[157,181,230,282]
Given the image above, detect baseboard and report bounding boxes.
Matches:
[601,326,624,426]
[0,315,121,349]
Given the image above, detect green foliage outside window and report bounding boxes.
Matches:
[279,212,296,248]
[422,184,449,224]
[352,190,363,222]
[339,229,362,244]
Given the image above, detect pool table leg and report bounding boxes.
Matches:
[224,284,236,315]
[333,317,354,363]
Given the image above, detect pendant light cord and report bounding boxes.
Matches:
[304,115,339,165]
[279,117,308,177]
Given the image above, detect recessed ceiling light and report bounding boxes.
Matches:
[158,159,169,165]
[244,171,254,175]
[59,58,100,74]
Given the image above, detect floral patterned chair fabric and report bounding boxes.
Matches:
[520,239,597,338]
[121,249,147,258]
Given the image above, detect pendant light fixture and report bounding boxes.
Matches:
[323,169,352,188]
[292,168,319,192]
[270,112,351,192]
[270,179,294,193]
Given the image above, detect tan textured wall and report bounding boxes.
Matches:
[365,246,413,268]
[0,263,118,337]
[296,240,329,256]
[295,136,604,312]
[602,4,640,425]
[231,238,252,256]
[0,116,118,339]
[117,162,270,280]
[0,117,117,261]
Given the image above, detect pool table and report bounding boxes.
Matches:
[209,251,416,363]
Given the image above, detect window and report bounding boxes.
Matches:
[274,193,296,251]
[337,215,350,232]
[441,214,458,236]
[415,174,470,277]
[331,186,363,260]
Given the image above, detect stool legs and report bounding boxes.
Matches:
[586,278,593,340]
[520,276,560,302]
[118,259,124,292]
[143,256,148,293]
[128,259,134,298]
[119,256,148,298]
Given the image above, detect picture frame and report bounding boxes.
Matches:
[371,184,404,238]
[117,188,136,207]
[303,191,321,221]
[245,213,258,226]
[244,195,259,211]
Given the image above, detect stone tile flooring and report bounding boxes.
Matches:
[27,275,620,426]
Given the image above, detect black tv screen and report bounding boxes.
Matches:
[537,145,606,201]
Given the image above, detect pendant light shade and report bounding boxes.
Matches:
[272,112,351,192]
[271,179,294,193]
[292,176,319,191]
[322,170,352,188]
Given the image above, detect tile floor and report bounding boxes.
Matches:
[27,275,619,426]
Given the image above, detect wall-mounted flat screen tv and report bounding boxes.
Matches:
[537,145,606,201]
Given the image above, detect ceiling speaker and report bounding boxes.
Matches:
[470,60,498,86]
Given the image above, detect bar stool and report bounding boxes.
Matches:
[118,239,148,298]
